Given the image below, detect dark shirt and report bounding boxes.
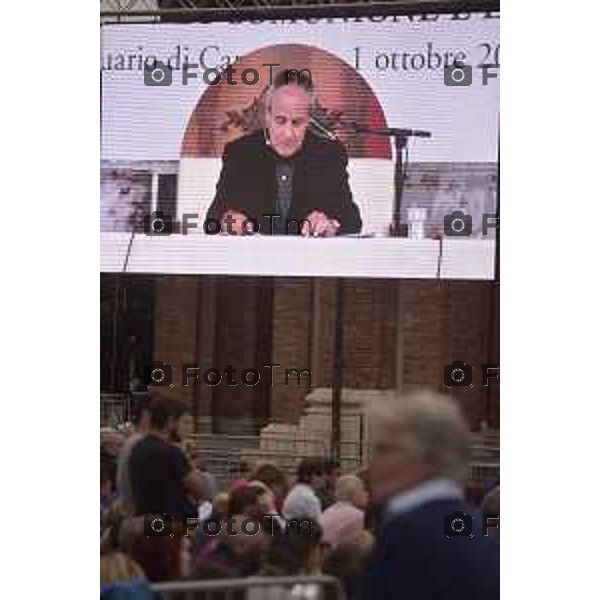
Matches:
[317,487,336,512]
[275,161,295,222]
[129,434,196,520]
[360,498,500,600]
[195,542,260,580]
[206,130,362,235]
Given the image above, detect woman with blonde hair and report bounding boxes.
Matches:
[100,552,153,599]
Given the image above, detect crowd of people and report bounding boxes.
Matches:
[100,391,500,599]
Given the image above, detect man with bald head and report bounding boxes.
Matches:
[206,71,362,236]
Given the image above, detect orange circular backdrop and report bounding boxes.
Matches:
[181,43,392,159]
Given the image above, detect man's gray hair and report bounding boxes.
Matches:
[260,69,317,119]
[369,390,471,482]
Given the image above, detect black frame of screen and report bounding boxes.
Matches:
[100,0,501,439]
[101,1,500,23]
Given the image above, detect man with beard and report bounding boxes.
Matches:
[129,397,206,522]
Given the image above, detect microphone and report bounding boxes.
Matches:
[309,116,337,140]
[349,122,432,138]
[395,129,432,138]
[263,128,272,146]
[309,117,432,140]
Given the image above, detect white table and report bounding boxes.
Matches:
[439,239,496,280]
[100,233,496,280]
[100,232,135,272]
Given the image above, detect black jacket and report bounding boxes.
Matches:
[360,498,500,600]
[206,130,362,235]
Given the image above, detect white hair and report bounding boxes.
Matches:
[369,390,471,482]
[335,474,365,504]
[260,74,317,127]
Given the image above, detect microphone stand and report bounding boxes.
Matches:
[392,132,409,237]
[321,117,432,237]
[347,123,432,237]
[311,118,431,461]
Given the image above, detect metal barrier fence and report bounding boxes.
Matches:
[190,426,335,486]
[99,395,499,483]
[151,575,346,600]
[469,461,500,483]
[468,437,500,482]
[100,393,131,427]
[192,415,368,475]
[191,445,329,487]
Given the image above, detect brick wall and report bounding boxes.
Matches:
[210,277,273,432]
[151,275,499,432]
[270,279,313,422]
[152,275,199,405]
[401,280,499,428]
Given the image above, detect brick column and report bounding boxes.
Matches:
[270,278,313,422]
[153,275,200,407]
[210,277,274,434]
[401,280,499,428]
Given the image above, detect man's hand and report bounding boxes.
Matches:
[219,210,251,236]
[301,211,340,237]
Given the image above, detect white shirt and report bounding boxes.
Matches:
[384,478,464,523]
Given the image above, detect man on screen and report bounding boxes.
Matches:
[205,71,362,236]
